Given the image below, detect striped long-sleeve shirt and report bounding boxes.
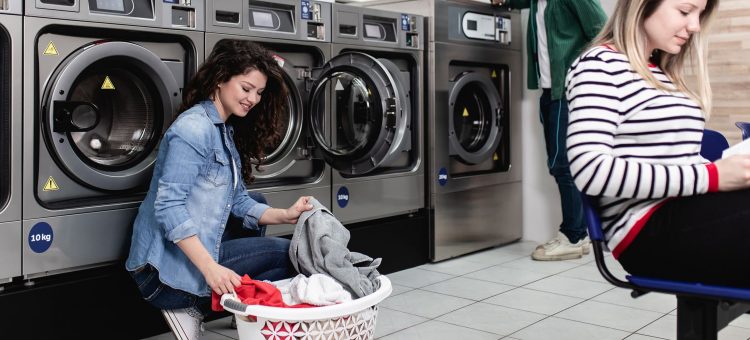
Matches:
[565,46,719,258]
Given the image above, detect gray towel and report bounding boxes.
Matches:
[289,198,381,298]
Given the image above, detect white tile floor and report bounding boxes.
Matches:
[141,241,750,340]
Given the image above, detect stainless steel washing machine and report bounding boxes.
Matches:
[364,0,523,260]
[21,0,204,279]
[205,0,333,237]
[0,0,23,285]
[323,4,424,224]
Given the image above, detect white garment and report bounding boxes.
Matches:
[277,274,352,306]
[536,0,552,88]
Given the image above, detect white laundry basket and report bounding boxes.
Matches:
[220,275,392,340]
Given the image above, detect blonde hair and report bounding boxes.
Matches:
[590,0,718,117]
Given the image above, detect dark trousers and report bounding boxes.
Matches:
[539,89,587,243]
[619,189,750,287]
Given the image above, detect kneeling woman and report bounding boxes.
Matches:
[125,40,312,339]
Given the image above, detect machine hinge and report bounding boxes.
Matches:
[385,98,397,128]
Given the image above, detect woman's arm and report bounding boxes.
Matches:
[176,235,241,295]
[153,116,211,242]
[257,196,313,225]
[566,0,607,40]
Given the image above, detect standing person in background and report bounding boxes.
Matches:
[125,40,313,340]
[490,0,607,260]
[567,0,750,287]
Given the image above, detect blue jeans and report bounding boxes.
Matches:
[539,89,587,243]
[130,192,293,316]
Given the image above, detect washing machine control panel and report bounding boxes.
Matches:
[456,11,512,45]
[461,11,510,44]
[209,0,331,42]
[333,4,423,50]
[31,0,205,30]
[0,0,22,13]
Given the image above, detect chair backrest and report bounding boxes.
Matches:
[700,128,729,162]
[581,194,605,242]
[736,122,750,141]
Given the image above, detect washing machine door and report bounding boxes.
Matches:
[42,41,179,191]
[251,55,304,178]
[448,71,504,165]
[0,25,9,208]
[308,52,410,175]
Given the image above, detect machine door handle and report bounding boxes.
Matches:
[53,101,100,133]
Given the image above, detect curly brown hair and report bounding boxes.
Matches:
[179,39,288,184]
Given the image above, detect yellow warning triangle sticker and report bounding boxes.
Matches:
[43,176,59,191]
[43,42,58,56]
[493,153,499,161]
[491,70,497,78]
[462,108,469,117]
[101,76,116,90]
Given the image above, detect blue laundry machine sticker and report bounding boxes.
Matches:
[438,167,448,186]
[401,14,410,31]
[162,0,179,3]
[28,222,54,253]
[337,186,350,208]
[301,0,312,20]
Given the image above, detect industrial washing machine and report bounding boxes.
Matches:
[364,0,523,260]
[0,0,22,285]
[205,0,333,237]
[21,0,204,279]
[324,4,425,224]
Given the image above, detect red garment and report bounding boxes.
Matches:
[212,275,315,311]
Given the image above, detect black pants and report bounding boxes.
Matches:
[619,189,750,287]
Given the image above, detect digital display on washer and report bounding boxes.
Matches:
[467,20,477,31]
[364,24,382,39]
[252,11,275,28]
[95,0,125,12]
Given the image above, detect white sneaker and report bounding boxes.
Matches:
[161,307,204,340]
[581,235,591,255]
[531,232,586,261]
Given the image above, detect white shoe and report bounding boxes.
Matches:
[581,235,591,255]
[531,232,586,261]
[161,307,204,340]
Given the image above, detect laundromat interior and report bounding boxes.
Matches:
[2,0,750,339]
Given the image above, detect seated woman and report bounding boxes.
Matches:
[125,40,313,340]
[567,0,750,287]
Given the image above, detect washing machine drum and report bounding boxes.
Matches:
[308,52,411,175]
[43,41,180,191]
[448,71,504,165]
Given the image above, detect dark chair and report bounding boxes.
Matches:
[735,122,750,140]
[580,129,750,340]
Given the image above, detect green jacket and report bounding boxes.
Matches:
[503,0,607,100]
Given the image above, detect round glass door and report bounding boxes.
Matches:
[448,71,503,165]
[44,41,179,191]
[253,56,303,169]
[0,27,9,208]
[66,66,158,169]
[308,53,409,175]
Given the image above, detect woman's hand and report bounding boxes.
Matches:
[202,262,242,296]
[714,155,750,191]
[284,196,314,224]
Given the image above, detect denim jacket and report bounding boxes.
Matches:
[125,100,270,297]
